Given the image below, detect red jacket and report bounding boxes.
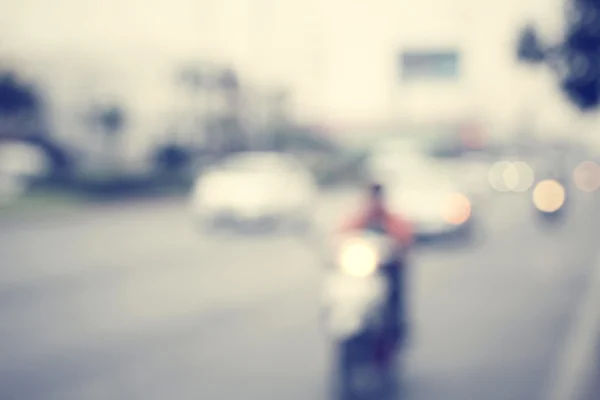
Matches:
[339,208,413,246]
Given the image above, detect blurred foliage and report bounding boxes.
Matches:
[516,1,600,111]
[517,24,545,64]
[0,61,357,202]
[0,71,41,117]
[28,143,360,202]
[152,144,193,172]
[561,0,600,110]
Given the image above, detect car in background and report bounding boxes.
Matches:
[384,161,477,240]
[422,127,495,201]
[190,152,318,235]
[365,124,493,202]
[365,133,480,241]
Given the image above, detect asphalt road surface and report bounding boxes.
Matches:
[0,187,599,400]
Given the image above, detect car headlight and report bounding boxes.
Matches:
[442,193,472,225]
[338,238,379,278]
[533,180,565,212]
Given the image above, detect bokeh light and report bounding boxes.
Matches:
[512,162,535,192]
[533,179,566,213]
[443,193,472,225]
[502,163,520,191]
[488,161,534,192]
[488,161,512,192]
[573,161,600,192]
[338,239,378,278]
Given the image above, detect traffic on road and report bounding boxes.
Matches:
[1,128,600,400]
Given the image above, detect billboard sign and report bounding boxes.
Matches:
[400,50,460,81]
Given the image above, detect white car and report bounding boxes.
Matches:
[190,152,317,234]
[366,128,493,202]
[368,152,477,240]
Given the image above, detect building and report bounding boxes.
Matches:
[0,0,585,166]
[313,0,578,140]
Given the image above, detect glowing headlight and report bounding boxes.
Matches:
[442,193,472,225]
[338,238,379,277]
[533,180,565,212]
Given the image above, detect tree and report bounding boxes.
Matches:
[517,24,545,64]
[560,0,600,110]
[0,72,39,114]
[516,1,600,111]
[153,144,191,172]
[0,70,44,134]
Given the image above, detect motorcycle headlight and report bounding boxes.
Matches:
[442,193,472,225]
[338,238,379,278]
[533,180,565,212]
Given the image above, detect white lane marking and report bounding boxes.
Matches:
[542,253,600,400]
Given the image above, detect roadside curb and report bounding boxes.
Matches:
[542,252,600,400]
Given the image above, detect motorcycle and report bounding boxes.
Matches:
[322,229,406,399]
[532,179,568,224]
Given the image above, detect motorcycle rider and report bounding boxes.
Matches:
[339,182,413,349]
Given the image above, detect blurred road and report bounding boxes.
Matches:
[0,187,599,400]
